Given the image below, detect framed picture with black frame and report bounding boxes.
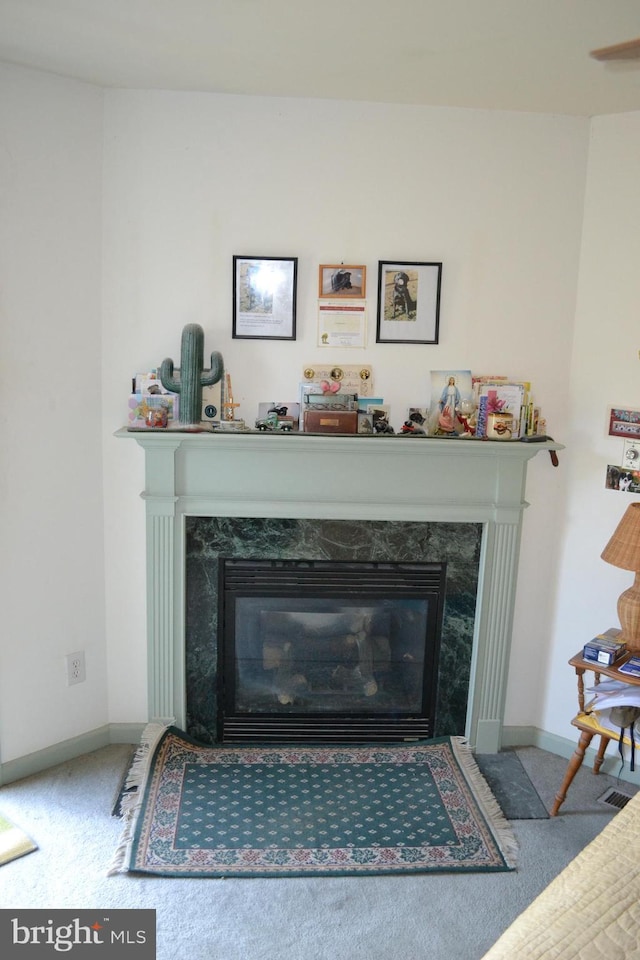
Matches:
[233,256,298,340]
[376,261,442,344]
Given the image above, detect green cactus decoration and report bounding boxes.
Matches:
[160,323,224,426]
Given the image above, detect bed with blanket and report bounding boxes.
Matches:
[481,789,640,959]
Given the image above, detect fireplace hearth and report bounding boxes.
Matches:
[219,559,446,742]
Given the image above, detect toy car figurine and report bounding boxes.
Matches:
[255,411,293,432]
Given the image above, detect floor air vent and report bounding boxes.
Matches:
[597,787,635,810]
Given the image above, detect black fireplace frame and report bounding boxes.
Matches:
[217,558,446,742]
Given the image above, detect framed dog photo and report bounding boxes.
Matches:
[318,264,366,298]
[376,261,442,344]
[233,256,298,340]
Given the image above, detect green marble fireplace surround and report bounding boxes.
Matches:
[118,430,561,753]
[186,517,479,743]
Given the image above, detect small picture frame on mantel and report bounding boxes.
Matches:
[233,256,298,340]
[376,261,442,344]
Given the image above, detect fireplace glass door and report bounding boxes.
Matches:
[219,560,445,742]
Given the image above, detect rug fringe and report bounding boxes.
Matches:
[451,736,519,869]
[107,721,168,876]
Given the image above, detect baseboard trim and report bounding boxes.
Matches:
[502,724,639,785]
[109,722,147,744]
[0,723,146,786]
[500,724,539,748]
[2,722,637,787]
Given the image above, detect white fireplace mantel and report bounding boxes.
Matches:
[118,429,562,752]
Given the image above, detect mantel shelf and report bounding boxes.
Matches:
[116,427,562,461]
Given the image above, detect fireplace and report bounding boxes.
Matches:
[219,559,446,741]
[119,429,561,753]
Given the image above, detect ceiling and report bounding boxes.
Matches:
[1,0,640,117]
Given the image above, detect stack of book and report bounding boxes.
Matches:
[582,628,626,666]
[472,376,537,438]
[619,657,640,678]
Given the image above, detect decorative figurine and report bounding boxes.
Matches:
[457,398,477,436]
[223,373,241,421]
[401,409,427,435]
[255,410,293,431]
[321,379,341,395]
[401,420,426,435]
[160,324,223,426]
[372,409,394,434]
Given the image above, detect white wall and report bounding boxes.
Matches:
[102,90,589,731]
[541,112,640,743]
[0,65,106,762]
[9,67,631,763]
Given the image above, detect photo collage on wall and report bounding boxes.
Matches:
[605,408,640,493]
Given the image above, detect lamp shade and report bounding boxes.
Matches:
[601,502,640,571]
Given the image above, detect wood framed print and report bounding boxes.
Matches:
[318,264,366,298]
[609,407,640,439]
[233,256,297,340]
[376,261,442,344]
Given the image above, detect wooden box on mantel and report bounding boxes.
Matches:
[304,410,359,434]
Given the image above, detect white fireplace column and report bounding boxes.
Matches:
[118,430,561,753]
[141,436,181,723]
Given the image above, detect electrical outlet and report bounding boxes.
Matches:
[66,651,86,686]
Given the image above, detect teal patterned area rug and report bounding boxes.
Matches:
[109,725,517,878]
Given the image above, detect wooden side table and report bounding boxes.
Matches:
[550,649,639,816]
